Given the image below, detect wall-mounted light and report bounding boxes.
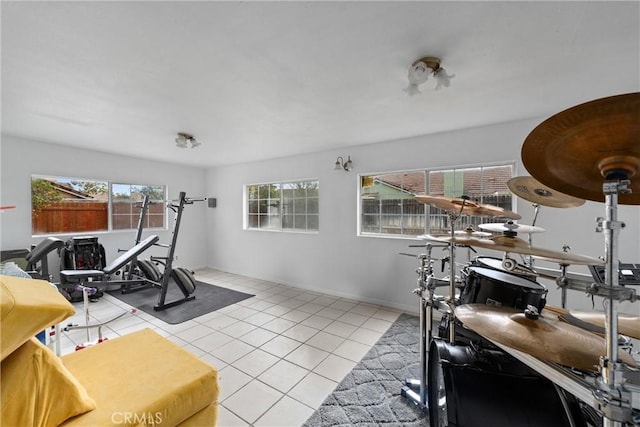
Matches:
[404,56,455,96]
[175,132,201,149]
[334,156,353,171]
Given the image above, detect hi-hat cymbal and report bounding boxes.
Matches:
[417,231,492,241]
[416,234,449,242]
[414,195,521,219]
[507,176,585,208]
[424,235,602,266]
[545,306,640,340]
[478,221,545,234]
[522,93,640,205]
[455,304,637,371]
[455,227,492,238]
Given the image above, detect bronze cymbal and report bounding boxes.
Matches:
[545,306,640,340]
[522,93,640,205]
[455,304,637,371]
[507,176,585,208]
[569,312,640,340]
[429,234,602,266]
[414,195,521,220]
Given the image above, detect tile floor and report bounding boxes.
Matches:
[56,268,402,427]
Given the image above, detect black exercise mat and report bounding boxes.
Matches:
[107,280,254,324]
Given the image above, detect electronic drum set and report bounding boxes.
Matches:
[400,93,640,427]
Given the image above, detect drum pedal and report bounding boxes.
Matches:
[400,384,429,412]
[403,378,421,392]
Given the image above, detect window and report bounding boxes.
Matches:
[359,164,514,237]
[112,184,165,230]
[246,179,319,232]
[31,175,166,235]
[361,171,426,235]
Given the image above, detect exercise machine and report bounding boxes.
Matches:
[59,236,107,301]
[21,191,204,313]
[121,192,205,311]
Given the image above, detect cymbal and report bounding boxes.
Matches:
[417,232,491,241]
[522,93,640,205]
[425,234,602,266]
[545,306,640,340]
[455,227,492,238]
[414,195,521,219]
[507,176,585,208]
[455,304,637,371]
[478,221,545,234]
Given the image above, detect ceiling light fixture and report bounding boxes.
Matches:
[404,56,454,96]
[334,155,353,171]
[175,132,200,149]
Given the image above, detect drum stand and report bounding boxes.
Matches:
[401,209,463,410]
[527,203,541,270]
[529,180,638,426]
[445,211,460,345]
[401,247,434,411]
[594,179,633,427]
[526,203,575,309]
[546,179,638,426]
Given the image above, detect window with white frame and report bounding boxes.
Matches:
[246,179,319,232]
[111,183,166,230]
[359,164,514,237]
[31,175,166,235]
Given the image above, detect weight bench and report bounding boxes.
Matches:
[59,235,159,285]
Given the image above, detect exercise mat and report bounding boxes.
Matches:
[107,280,254,324]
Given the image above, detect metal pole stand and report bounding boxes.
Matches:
[527,203,540,270]
[446,212,459,345]
[401,206,464,410]
[401,246,434,412]
[595,179,633,427]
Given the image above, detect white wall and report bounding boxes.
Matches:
[0,135,209,278]
[1,128,638,316]
[205,118,640,315]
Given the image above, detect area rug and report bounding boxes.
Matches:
[304,313,428,426]
[107,280,254,324]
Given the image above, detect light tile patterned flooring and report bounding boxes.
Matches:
[57,268,402,427]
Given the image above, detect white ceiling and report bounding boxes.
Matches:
[2,1,639,168]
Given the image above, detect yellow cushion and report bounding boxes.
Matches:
[61,328,219,426]
[1,338,97,427]
[1,275,75,361]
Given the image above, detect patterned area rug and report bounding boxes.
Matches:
[304,313,428,426]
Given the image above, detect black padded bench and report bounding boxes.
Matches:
[60,235,159,284]
[23,237,65,279]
